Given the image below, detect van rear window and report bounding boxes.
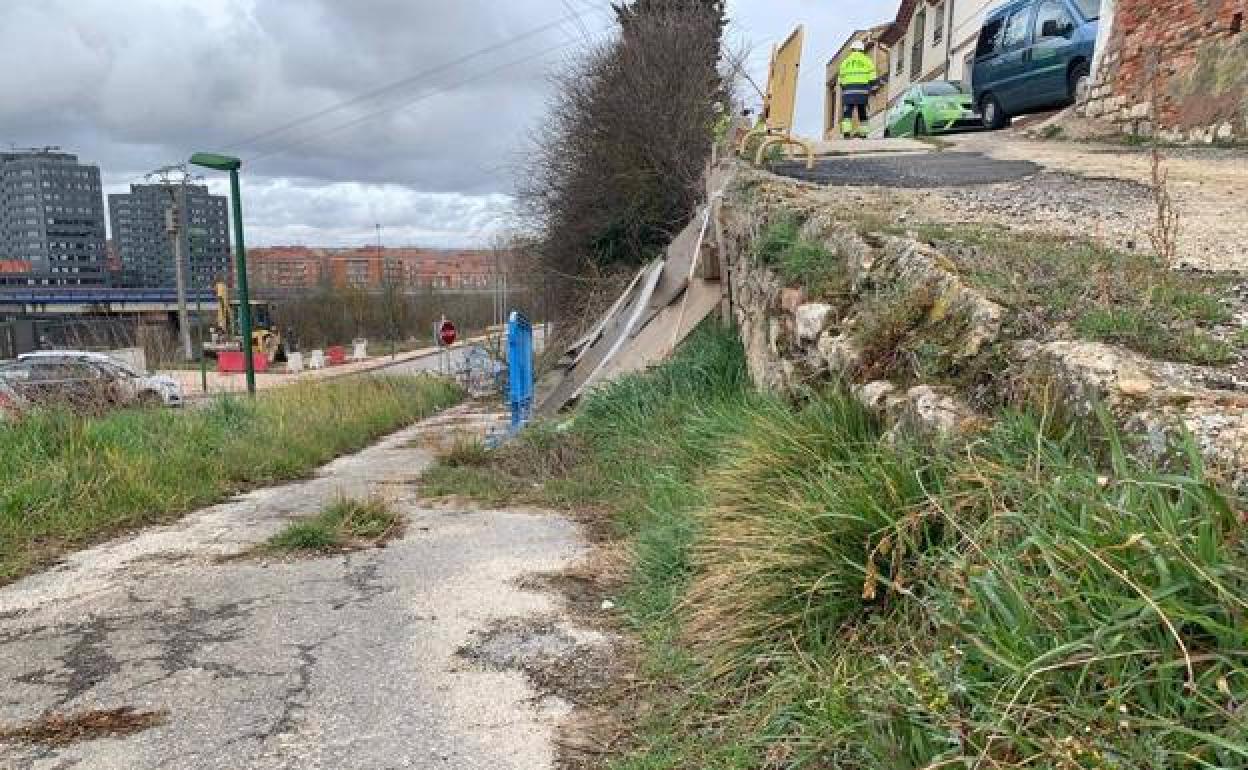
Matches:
[976,17,1004,57]
[1074,0,1101,19]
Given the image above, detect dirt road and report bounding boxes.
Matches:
[0,406,602,769]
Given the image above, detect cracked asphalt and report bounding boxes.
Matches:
[0,405,593,769]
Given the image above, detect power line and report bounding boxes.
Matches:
[246,30,601,168]
[228,9,594,156]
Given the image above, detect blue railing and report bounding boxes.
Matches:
[507,311,534,430]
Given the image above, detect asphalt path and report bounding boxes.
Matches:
[0,406,595,769]
[771,150,1040,188]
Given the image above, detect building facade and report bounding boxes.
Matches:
[824,26,893,138]
[1081,0,1247,142]
[879,0,1000,107]
[247,246,506,292]
[108,184,231,289]
[0,149,108,287]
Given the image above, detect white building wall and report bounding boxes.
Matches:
[886,1,968,105]
[947,0,1001,84]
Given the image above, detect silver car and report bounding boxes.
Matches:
[5,351,183,409]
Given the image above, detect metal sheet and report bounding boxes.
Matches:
[537,259,665,415]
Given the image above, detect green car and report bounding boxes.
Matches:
[883,81,981,138]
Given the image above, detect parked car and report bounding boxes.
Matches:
[0,351,183,411]
[884,81,980,137]
[972,0,1102,130]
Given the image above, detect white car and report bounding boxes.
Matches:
[13,351,184,408]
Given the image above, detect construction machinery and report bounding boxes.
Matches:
[203,281,287,363]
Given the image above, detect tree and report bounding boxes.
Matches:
[522,0,727,311]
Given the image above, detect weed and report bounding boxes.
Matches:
[852,282,941,381]
[1150,145,1182,267]
[1040,123,1066,140]
[441,439,492,468]
[266,495,402,554]
[0,376,461,581]
[1076,307,1235,364]
[753,216,851,299]
[918,223,1234,365]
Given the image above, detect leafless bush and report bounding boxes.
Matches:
[1149,145,1181,268]
[267,284,531,351]
[520,0,726,316]
[1146,59,1181,268]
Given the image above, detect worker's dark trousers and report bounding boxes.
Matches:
[841,101,868,137]
[842,103,868,122]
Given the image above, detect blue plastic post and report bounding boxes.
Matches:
[507,311,533,430]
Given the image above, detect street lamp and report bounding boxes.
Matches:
[189,152,256,396]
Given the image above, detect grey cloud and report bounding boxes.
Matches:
[0,0,878,247]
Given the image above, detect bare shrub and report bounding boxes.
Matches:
[520,0,726,316]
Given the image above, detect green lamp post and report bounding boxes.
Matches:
[189,152,256,396]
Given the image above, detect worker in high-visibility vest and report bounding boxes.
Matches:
[838,40,879,139]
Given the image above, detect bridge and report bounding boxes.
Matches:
[0,288,219,318]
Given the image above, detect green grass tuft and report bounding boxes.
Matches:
[754,216,851,299]
[266,496,401,553]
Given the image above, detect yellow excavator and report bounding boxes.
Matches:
[203,281,287,364]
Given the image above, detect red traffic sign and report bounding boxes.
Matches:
[438,319,458,347]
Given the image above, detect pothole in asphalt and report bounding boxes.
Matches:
[458,618,615,706]
[0,707,168,747]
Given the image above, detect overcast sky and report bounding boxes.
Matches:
[0,0,893,248]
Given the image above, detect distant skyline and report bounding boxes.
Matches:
[2,0,894,249]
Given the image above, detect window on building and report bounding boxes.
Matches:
[911,8,926,79]
[895,42,905,76]
[933,2,946,44]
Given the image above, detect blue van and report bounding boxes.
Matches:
[971,0,1102,129]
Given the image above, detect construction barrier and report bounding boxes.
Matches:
[217,351,269,374]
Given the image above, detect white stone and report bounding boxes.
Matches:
[854,380,897,411]
[795,303,834,343]
[1217,122,1234,141]
[816,331,861,376]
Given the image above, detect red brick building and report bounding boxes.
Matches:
[247,246,507,291]
[1082,0,1247,141]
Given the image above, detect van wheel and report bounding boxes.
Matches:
[1069,61,1091,103]
[981,93,1008,130]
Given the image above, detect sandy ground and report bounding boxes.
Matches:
[0,405,602,770]
[930,132,1248,273]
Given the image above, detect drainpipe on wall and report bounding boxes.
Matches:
[1090,0,1115,80]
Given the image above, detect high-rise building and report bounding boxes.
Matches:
[0,148,109,287]
[109,184,231,289]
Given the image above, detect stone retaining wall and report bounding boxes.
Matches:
[718,169,1247,492]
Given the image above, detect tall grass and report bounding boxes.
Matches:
[424,323,1248,768]
[0,376,460,581]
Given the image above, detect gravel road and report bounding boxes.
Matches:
[0,405,598,770]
